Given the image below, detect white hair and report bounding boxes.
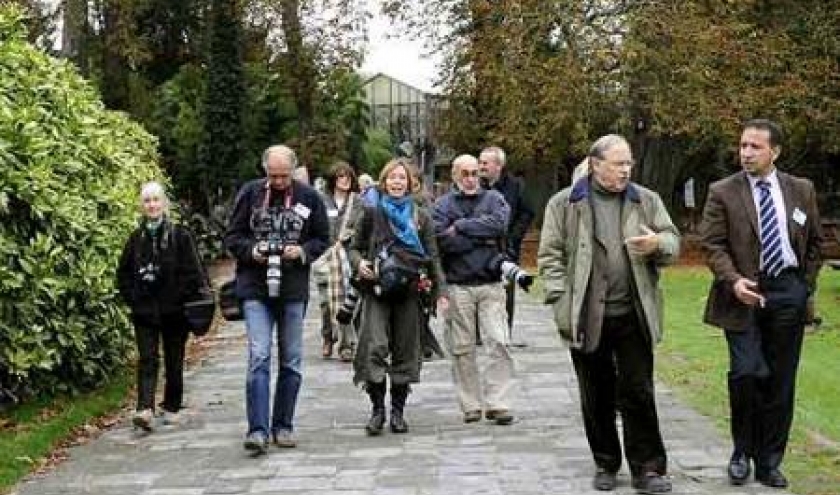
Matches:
[452,154,478,173]
[140,181,169,208]
[262,144,298,171]
[358,173,374,189]
[480,146,506,166]
[588,134,630,159]
[572,157,591,183]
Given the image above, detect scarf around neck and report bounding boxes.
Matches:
[379,195,425,255]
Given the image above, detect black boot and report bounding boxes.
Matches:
[365,381,386,436]
[390,383,410,434]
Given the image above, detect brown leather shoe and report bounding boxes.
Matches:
[321,340,333,358]
[485,409,514,425]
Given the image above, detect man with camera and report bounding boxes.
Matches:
[224,145,329,455]
[479,146,535,341]
[433,154,516,425]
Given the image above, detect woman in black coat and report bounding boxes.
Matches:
[117,181,204,431]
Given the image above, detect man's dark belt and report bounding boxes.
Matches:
[760,266,800,280]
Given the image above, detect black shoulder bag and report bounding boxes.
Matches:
[182,231,217,336]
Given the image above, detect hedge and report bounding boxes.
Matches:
[0,5,163,400]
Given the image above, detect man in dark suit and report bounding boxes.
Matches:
[699,119,822,489]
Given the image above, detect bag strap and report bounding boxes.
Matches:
[337,192,355,239]
[183,227,211,293]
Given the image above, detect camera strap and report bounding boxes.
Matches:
[261,180,293,213]
[180,226,210,293]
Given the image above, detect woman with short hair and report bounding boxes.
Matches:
[116,181,205,431]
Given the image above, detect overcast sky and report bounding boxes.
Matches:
[359,2,440,93]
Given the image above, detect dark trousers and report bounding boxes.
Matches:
[570,314,667,477]
[724,270,807,472]
[134,314,189,412]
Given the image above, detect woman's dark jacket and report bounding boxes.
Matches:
[348,203,446,301]
[224,179,330,302]
[117,219,204,325]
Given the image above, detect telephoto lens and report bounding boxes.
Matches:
[266,254,282,298]
[500,261,534,292]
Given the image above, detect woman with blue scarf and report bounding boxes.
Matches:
[349,159,448,436]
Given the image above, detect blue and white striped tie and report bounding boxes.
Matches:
[756,180,784,277]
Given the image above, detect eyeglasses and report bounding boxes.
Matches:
[598,159,635,168]
[460,169,480,178]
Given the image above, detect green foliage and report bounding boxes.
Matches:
[149,63,206,202]
[0,2,27,43]
[0,4,162,399]
[385,1,840,217]
[198,0,246,213]
[360,128,394,175]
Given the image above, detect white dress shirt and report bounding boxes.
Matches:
[747,169,798,271]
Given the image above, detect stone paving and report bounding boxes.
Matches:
[12,292,796,495]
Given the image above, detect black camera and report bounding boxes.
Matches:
[252,206,305,298]
[335,288,359,325]
[137,262,160,286]
[489,253,533,292]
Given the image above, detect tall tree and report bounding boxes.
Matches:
[198,0,245,211]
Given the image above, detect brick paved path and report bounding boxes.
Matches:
[11,291,795,495]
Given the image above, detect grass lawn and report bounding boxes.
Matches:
[658,267,840,495]
[0,371,133,494]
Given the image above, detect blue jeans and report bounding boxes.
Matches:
[242,299,306,437]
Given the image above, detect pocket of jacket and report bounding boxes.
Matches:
[552,291,572,340]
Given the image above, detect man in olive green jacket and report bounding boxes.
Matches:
[537,134,679,494]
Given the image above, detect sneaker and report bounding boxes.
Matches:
[593,468,618,491]
[272,430,297,448]
[339,347,354,362]
[243,432,268,455]
[156,409,181,426]
[485,409,514,425]
[132,409,153,431]
[631,472,671,494]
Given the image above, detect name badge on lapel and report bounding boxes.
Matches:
[792,207,807,226]
[293,203,311,219]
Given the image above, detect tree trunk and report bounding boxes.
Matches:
[101,2,129,110]
[633,133,685,221]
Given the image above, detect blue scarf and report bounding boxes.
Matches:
[380,195,425,256]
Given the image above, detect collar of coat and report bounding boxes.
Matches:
[568,177,642,204]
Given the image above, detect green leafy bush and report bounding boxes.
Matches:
[0,5,162,400]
